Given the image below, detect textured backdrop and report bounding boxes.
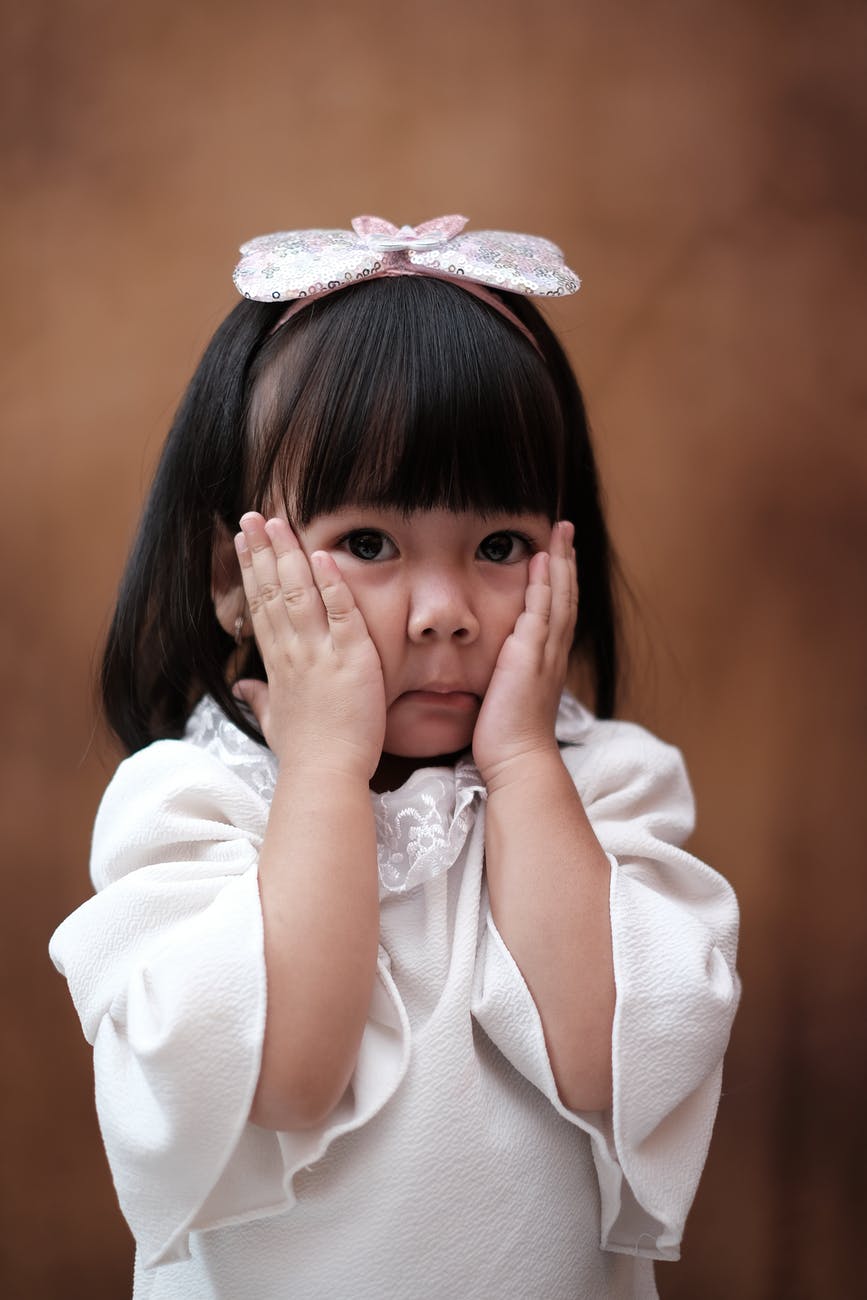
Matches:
[3,1,865,1296]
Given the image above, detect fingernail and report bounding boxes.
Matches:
[234,533,248,554]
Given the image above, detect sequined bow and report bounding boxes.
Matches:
[233,214,580,302]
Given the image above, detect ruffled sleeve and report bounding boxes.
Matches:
[49,739,410,1270]
[471,716,740,1261]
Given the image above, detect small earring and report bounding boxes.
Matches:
[233,615,245,646]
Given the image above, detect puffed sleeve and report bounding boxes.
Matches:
[471,720,740,1261]
[49,740,410,1270]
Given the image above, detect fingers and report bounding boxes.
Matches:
[235,513,368,652]
[310,551,371,647]
[548,520,579,648]
[521,551,553,619]
[511,521,577,652]
[231,676,270,730]
[237,513,327,643]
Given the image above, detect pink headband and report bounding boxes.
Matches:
[232,214,580,352]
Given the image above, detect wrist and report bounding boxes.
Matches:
[480,742,565,797]
[277,744,380,788]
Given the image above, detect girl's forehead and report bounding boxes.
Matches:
[297,506,555,543]
[306,505,552,524]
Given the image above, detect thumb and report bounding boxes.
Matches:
[232,677,270,730]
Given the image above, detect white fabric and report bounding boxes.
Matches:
[50,693,739,1299]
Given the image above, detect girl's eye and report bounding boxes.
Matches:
[477,532,532,564]
[342,530,397,561]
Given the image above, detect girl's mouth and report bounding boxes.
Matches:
[402,689,479,712]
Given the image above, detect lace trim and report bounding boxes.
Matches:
[185,699,278,803]
[183,693,592,897]
[372,762,484,894]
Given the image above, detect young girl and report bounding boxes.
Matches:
[50,214,740,1299]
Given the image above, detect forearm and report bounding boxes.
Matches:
[484,751,615,1112]
[251,763,381,1131]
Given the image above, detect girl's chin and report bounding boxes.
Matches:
[382,721,476,763]
[381,736,474,765]
[374,713,477,791]
[369,693,482,792]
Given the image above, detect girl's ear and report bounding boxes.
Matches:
[211,518,249,639]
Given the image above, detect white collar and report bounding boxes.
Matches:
[186,691,595,897]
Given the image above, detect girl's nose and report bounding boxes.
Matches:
[407,574,480,643]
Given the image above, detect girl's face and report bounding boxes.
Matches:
[294,507,553,765]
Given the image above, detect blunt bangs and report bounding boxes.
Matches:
[244,277,567,524]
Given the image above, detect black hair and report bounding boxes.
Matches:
[102,275,621,752]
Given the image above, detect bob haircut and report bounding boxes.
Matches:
[102,275,620,753]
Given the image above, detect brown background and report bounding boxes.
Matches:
[3,1,866,1296]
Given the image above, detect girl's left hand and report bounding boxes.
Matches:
[472,521,578,790]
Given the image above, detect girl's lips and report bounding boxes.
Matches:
[401,690,479,712]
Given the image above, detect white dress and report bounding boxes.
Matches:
[49,693,740,1299]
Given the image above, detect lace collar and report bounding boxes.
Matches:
[185,693,593,897]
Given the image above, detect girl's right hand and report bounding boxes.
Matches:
[233,513,386,780]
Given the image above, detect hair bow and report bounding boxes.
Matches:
[233,215,580,303]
